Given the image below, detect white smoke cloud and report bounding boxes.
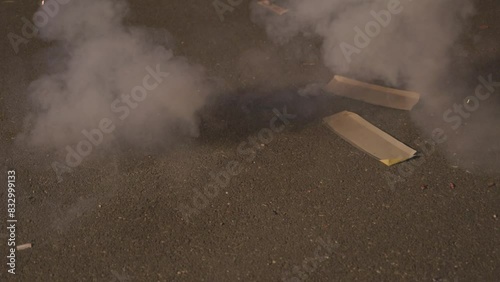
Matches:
[22,0,212,149]
[251,0,474,92]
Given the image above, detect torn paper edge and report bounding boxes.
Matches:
[324,75,420,110]
[323,111,417,166]
[257,1,289,15]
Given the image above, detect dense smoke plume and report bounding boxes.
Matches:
[23,0,211,150]
[251,0,474,92]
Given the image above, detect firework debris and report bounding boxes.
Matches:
[257,0,289,15]
[323,111,416,166]
[324,75,421,110]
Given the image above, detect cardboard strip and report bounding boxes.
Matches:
[324,111,416,166]
[324,75,420,110]
[257,0,289,15]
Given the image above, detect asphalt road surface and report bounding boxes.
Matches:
[0,0,498,281]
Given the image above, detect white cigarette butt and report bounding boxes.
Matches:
[16,243,32,251]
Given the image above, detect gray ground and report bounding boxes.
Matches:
[0,0,498,281]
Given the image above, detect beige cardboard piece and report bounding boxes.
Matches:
[324,111,416,166]
[257,1,289,15]
[325,75,420,110]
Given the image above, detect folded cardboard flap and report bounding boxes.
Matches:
[324,75,420,110]
[323,111,417,166]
